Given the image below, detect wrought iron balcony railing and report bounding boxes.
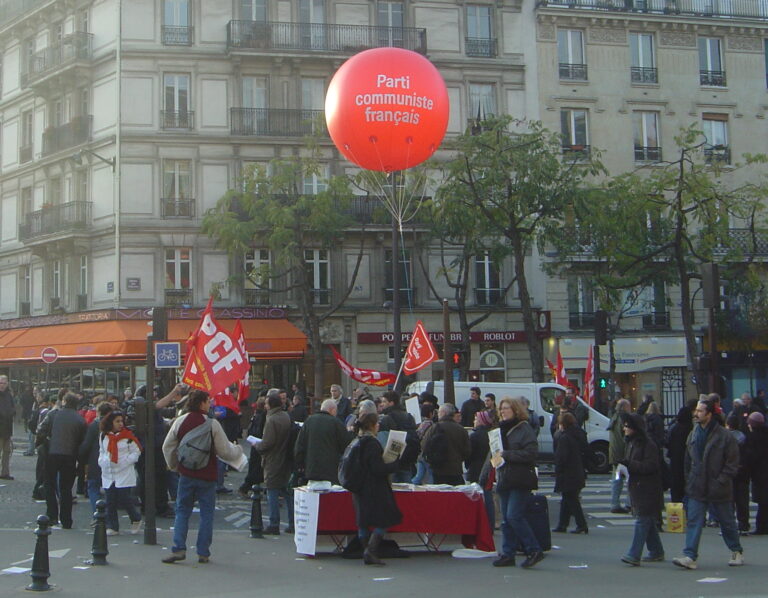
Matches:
[19,201,92,242]
[465,37,497,57]
[631,66,658,83]
[41,116,92,157]
[635,146,662,162]
[716,228,768,256]
[476,288,505,306]
[244,288,271,305]
[161,111,194,130]
[559,63,588,80]
[700,69,727,86]
[162,26,194,45]
[642,311,670,330]
[569,311,595,329]
[230,107,326,137]
[537,0,768,20]
[226,20,427,54]
[704,145,731,165]
[164,288,193,306]
[21,32,93,87]
[161,198,195,218]
[0,0,47,27]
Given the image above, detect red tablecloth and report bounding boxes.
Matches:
[316,490,495,552]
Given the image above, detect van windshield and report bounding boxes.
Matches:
[540,387,560,414]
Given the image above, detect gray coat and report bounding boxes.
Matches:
[497,419,539,492]
[294,411,351,483]
[39,407,86,457]
[258,407,292,489]
[684,421,739,503]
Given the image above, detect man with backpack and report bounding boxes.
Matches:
[161,390,245,564]
[421,403,470,485]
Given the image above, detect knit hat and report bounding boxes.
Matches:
[748,411,765,428]
[622,412,646,433]
[476,410,494,427]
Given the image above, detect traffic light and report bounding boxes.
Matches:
[148,306,167,342]
[700,263,720,309]
[452,351,466,368]
[598,377,608,389]
[594,310,608,345]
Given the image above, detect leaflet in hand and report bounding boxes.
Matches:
[382,430,407,464]
[488,428,503,456]
[246,435,262,447]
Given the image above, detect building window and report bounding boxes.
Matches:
[20,265,31,304]
[244,249,270,304]
[560,109,589,157]
[468,83,496,122]
[20,110,33,163]
[162,159,194,217]
[163,74,192,129]
[304,249,330,305]
[702,114,730,164]
[50,98,65,128]
[475,252,501,306]
[302,171,327,195]
[568,274,595,328]
[384,249,413,305]
[633,111,661,162]
[163,0,193,45]
[765,39,768,88]
[699,37,725,86]
[79,255,88,295]
[240,0,266,20]
[466,5,495,58]
[299,0,325,49]
[630,33,657,83]
[165,248,192,289]
[558,29,587,81]
[52,260,61,299]
[79,87,90,117]
[75,170,88,202]
[49,178,62,205]
[78,8,89,33]
[377,1,404,47]
[21,187,32,217]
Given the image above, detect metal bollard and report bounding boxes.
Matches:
[27,515,52,592]
[90,500,109,565]
[249,484,263,538]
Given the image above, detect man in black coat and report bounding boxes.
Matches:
[460,387,484,428]
[294,399,351,483]
[378,391,418,482]
[330,384,351,423]
[0,375,16,480]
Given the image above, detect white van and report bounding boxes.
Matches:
[406,381,611,473]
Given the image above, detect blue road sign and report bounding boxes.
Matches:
[155,341,181,368]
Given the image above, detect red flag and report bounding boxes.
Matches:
[546,359,557,382]
[402,320,439,375]
[181,298,250,396]
[233,320,250,404]
[583,344,595,407]
[212,386,241,415]
[331,347,396,387]
[555,350,569,387]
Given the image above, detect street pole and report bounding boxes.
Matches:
[391,174,402,393]
[143,335,156,545]
[708,305,719,394]
[442,299,455,405]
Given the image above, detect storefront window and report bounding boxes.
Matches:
[479,342,505,382]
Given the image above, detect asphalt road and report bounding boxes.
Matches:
[1,432,767,598]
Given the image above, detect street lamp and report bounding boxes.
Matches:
[71,148,116,172]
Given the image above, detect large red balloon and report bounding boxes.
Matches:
[325,48,449,172]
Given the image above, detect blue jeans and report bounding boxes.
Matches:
[684,498,742,560]
[266,487,294,528]
[498,488,541,557]
[216,459,226,489]
[87,477,102,515]
[625,515,664,561]
[172,476,217,557]
[611,467,628,509]
[105,484,141,531]
[411,458,433,485]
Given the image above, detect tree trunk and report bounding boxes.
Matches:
[310,318,325,408]
[511,235,544,382]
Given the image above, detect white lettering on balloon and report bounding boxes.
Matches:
[353,73,436,126]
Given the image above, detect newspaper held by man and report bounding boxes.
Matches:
[382,430,407,463]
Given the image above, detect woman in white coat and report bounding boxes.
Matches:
[98,410,143,535]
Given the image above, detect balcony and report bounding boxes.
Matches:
[226,20,427,54]
[717,228,768,257]
[635,146,662,162]
[309,288,330,305]
[0,0,48,26]
[162,26,194,45]
[631,66,658,84]
[164,288,193,307]
[230,108,326,137]
[19,201,92,242]
[384,288,416,305]
[704,145,731,165]
[642,311,670,330]
[465,37,497,57]
[20,144,33,164]
[161,198,196,218]
[161,111,195,130]
[475,288,505,306]
[559,63,588,81]
[244,288,271,305]
[21,32,93,89]
[700,70,727,86]
[562,144,591,160]
[41,116,92,157]
[537,0,768,19]
[569,311,595,329]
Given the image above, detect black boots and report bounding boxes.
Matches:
[363,532,385,565]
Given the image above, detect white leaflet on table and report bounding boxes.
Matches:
[382,430,407,463]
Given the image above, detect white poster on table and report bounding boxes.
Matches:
[294,489,320,556]
[405,396,422,423]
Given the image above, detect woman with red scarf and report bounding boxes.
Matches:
[98,411,143,535]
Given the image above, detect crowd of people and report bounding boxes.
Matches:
[0,375,767,572]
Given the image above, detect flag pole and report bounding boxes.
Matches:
[392,355,408,394]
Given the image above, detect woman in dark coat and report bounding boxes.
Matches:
[620,413,665,565]
[352,412,402,565]
[552,411,588,534]
[746,412,768,534]
[466,410,494,530]
[666,400,695,503]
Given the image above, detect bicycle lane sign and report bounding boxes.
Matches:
[155,342,181,368]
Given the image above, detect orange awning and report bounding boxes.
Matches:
[0,319,306,363]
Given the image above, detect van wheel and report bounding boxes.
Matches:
[588,441,610,474]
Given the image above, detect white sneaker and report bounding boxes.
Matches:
[728,551,744,566]
[106,529,119,536]
[130,521,143,535]
[672,556,697,570]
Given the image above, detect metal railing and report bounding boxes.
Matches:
[631,66,658,83]
[41,116,92,157]
[700,70,727,86]
[635,146,662,162]
[704,145,731,164]
[569,311,595,329]
[0,0,48,30]
[161,111,195,130]
[465,37,497,57]
[19,201,92,241]
[718,228,768,256]
[244,288,271,305]
[19,144,33,164]
[21,32,93,87]
[161,198,195,218]
[642,311,670,329]
[227,20,427,54]
[475,288,505,306]
[230,107,326,136]
[164,288,193,306]
[559,63,588,80]
[537,0,768,19]
[162,25,194,45]
[310,288,330,305]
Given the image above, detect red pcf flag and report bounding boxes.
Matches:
[402,320,439,375]
[555,350,569,387]
[331,347,396,387]
[583,344,595,407]
[181,298,250,397]
[233,320,250,404]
